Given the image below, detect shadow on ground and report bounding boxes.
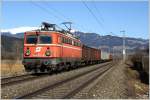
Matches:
[125,63,149,84]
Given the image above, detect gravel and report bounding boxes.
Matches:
[72,61,128,99]
[30,63,111,99]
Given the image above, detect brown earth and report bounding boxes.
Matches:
[125,61,149,99]
[1,60,25,77]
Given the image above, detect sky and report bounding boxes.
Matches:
[1,0,149,39]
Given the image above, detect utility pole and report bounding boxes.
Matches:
[112,46,114,61]
[107,35,110,54]
[107,32,112,54]
[120,30,126,62]
[109,32,113,54]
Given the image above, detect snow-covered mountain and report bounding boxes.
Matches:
[1,26,39,34]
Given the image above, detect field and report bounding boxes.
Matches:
[1,60,25,77]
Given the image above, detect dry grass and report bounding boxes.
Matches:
[1,60,25,77]
[125,61,149,99]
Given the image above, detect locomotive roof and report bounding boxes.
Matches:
[82,44,100,50]
[26,22,80,41]
[26,30,81,42]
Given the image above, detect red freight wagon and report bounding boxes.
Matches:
[109,54,113,60]
[82,45,101,64]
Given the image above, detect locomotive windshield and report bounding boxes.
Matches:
[26,35,37,44]
[39,35,52,44]
[26,35,52,44]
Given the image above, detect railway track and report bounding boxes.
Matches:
[16,62,114,99]
[1,74,46,87]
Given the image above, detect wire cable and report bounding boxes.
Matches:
[92,1,104,22]
[30,1,65,22]
[43,2,92,32]
[82,1,104,29]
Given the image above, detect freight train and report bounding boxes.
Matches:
[22,22,112,73]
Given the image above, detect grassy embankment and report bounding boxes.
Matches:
[1,60,25,77]
[125,57,149,99]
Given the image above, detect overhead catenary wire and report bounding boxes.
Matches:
[31,1,94,33]
[43,2,92,32]
[82,1,104,31]
[30,1,75,31]
[44,3,72,22]
[92,1,119,37]
[30,1,69,32]
[30,1,66,22]
[92,1,104,22]
[30,1,103,33]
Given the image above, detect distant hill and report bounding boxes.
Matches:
[1,31,148,59]
[74,31,149,53]
[1,35,23,59]
[1,32,24,38]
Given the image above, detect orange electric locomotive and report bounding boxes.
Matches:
[22,22,112,73]
[22,22,82,72]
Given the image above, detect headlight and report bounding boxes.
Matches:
[25,49,30,56]
[43,60,49,65]
[45,50,51,56]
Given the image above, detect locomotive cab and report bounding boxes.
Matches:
[23,31,57,72]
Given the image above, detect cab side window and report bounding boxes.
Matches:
[61,37,73,45]
[61,36,81,47]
